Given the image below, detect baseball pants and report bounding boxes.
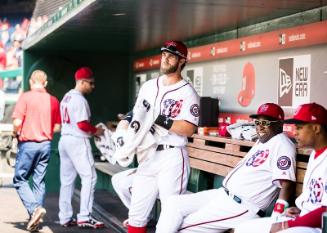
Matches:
[112,147,190,227]
[58,135,97,224]
[156,188,260,233]
[234,216,322,233]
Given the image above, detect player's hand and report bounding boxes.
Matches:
[270,221,288,233]
[284,207,301,218]
[94,127,105,137]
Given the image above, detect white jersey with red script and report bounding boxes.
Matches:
[60,89,91,138]
[58,88,97,224]
[223,132,296,210]
[295,149,327,215]
[112,75,200,228]
[135,75,200,146]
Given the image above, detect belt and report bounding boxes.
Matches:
[156,144,175,151]
[224,188,266,217]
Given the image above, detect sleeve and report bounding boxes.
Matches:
[77,121,97,134]
[50,96,61,125]
[12,94,27,120]
[132,81,149,113]
[75,97,91,122]
[173,87,200,126]
[287,206,326,228]
[271,136,297,187]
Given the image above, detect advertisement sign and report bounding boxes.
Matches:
[278,55,311,108]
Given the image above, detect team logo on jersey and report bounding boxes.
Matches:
[117,136,124,147]
[143,99,151,112]
[190,104,199,117]
[162,99,183,118]
[277,156,291,170]
[246,149,269,167]
[150,125,155,135]
[308,177,323,204]
[130,120,140,133]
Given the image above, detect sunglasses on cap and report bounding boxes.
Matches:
[254,119,278,127]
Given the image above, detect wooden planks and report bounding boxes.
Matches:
[187,134,310,198]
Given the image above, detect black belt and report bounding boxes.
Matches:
[224,188,266,217]
[156,144,175,151]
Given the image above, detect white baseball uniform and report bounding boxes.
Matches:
[112,75,200,227]
[234,148,327,233]
[58,89,97,224]
[156,132,296,233]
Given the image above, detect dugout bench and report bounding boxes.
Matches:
[94,133,310,231]
[186,134,310,206]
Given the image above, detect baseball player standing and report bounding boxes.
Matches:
[12,70,61,232]
[112,40,200,233]
[58,67,105,229]
[234,103,327,233]
[156,103,296,233]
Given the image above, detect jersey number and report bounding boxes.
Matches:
[62,107,70,124]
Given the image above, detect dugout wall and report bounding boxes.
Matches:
[21,0,327,192]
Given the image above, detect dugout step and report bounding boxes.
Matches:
[80,189,157,233]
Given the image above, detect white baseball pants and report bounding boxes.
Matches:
[156,188,260,233]
[58,135,97,224]
[112,147,190,227]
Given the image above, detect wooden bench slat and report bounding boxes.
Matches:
[95,162,127,176]
[188,147,241,168]
[296,168,306,184]
[187,143,247,157]
[190,158,231,176]
[296,184,303,197]
[192,134,254,147]
[193,138,206,146]
[297,161,308,169]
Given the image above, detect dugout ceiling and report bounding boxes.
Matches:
[23,0,327,55]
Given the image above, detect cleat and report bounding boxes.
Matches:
[61,217,77,227]
[77,216,105,229]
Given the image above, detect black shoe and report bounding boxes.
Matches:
[61,217,77,227]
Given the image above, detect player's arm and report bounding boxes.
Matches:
[13,118,23,135]
[278,180,294,201]
[53,124,61,133]
[77,121,104,136]
[52,97,61,133]
[270,206,326,232]
[12,95,26,136]
[270,180,294,218]
[154,115,196,137]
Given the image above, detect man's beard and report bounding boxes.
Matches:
[160,62,179,75]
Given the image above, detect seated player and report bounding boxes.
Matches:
[155,103,296,233]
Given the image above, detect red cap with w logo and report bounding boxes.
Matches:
[284,103,327,125]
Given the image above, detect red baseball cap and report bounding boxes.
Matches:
[161,40,188,59]
[284,103,327,125]
[250,103,284,121]
[75,67,94,81]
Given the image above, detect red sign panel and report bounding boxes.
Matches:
[134,20,327,71]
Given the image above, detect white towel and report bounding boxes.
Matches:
[112,99,168,167]
[94,123,116,164]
